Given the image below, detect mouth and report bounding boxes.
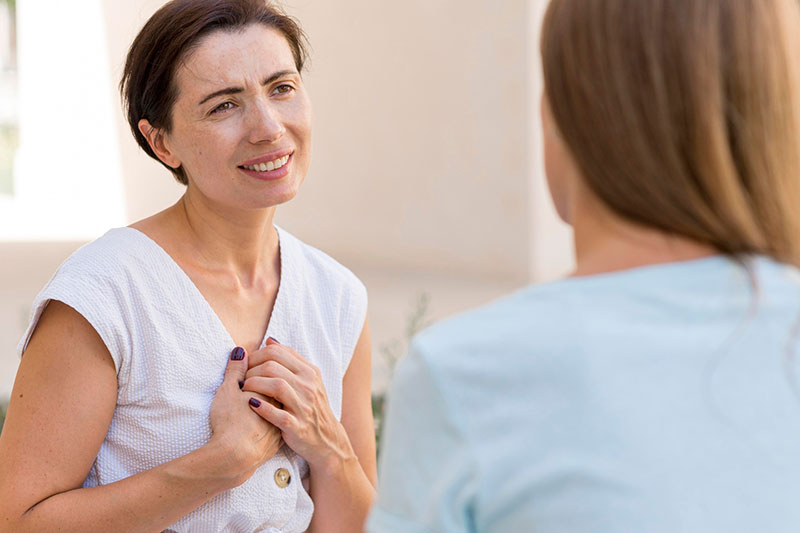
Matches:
[237,150,293,180]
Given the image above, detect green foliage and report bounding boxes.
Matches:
[0,397,8,436]
[372,293,432,456]
[0,124,18,195]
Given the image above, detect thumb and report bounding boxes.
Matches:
[223,346,248,385]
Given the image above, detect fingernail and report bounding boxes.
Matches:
[238,380,245,389]
[249,398,261,408]
[267,336,280,344]
[230,347,245,361]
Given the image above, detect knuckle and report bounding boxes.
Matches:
[264,360,281,375]
[276,411,291,427]
[274,379,290,395]
[299,381,315,397]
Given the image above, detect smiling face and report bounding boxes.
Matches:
[147,24,312,210]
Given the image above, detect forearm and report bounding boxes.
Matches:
[7,440,238,533]
[307,453,376,533]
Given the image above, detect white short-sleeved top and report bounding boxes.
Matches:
[18,226,368,533]
[368,255,800,533]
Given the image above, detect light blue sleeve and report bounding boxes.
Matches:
[366,337,478,533]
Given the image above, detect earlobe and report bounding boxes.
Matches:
[137,119,181,169]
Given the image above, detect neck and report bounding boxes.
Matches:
[570,189,718,277]
[169,187,280,284]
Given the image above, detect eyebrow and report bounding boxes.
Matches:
[197,70,298,106]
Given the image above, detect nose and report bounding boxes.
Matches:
[247,100,285,144]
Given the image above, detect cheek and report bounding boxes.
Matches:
[180,126,238,169]
[289,105,313,167]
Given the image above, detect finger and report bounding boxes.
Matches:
[248,396,296,431]
[267,337,310,367]
[223,346,248,387]
[244,358,296,382]
[248,343,305,374]
[242,376,302,411]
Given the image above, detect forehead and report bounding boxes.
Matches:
[176,24,296,95]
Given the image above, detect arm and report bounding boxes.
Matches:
[365,338,476,533]
[0,301,280,532]
[307,318,377,532]
[244,318,377,533]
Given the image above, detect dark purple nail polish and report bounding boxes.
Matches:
[249,398,261,408]
[238,380,245,389]
[268,336,280,344]
[230,347,245,361]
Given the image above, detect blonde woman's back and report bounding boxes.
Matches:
[369,255,800,532]
[368,0,800,530]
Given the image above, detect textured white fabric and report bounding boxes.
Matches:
[18,226,368,533]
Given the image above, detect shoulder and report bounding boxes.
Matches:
[277,226,367,304]
[54,227,154,284]
[391,280,588,421]
[18,227,152,368]
[412,279,579,369]
[41,227,165,313]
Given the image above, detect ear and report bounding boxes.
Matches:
[138,119,181,169]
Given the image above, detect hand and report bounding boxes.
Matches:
[243,338,356,472]
[208,346,283,486]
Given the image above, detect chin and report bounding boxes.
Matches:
[249,182,301,209]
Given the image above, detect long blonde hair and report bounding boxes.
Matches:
[541,0,800,267]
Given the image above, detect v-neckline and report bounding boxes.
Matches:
[122,225,287,351]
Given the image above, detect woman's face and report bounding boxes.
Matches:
[157,24,312,210]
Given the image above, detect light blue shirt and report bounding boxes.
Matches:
[367,256,800,532]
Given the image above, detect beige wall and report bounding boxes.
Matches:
[280,0,536,281]
[0,0,573,398]
[102,0,186,223]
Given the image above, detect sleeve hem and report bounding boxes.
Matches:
[341,278,368,371]
[18,295,123,376]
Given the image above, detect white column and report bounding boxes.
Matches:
[2,0,125,240]
[526,0,574,282]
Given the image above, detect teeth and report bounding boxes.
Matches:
[243,155,291,172]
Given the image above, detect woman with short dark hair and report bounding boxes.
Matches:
[0,1,376,531]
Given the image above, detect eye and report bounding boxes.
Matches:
[272,84,295,96]
[211,101,235,115]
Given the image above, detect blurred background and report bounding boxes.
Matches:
[0,0,573,414]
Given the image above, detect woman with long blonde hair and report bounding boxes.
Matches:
[368,0,800,531]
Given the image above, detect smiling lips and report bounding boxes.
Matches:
[240,154,290,172]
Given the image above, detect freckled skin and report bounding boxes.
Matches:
[160,24,313,212]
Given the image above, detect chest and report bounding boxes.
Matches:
[190,275,279,353]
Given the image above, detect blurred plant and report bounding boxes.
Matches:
[0,123,18,194]
[0,0,18,195]
[372,292,432,456]
[1,0,16,69]
[0,396,8,436]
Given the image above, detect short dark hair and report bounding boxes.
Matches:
[120,0,308,185]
